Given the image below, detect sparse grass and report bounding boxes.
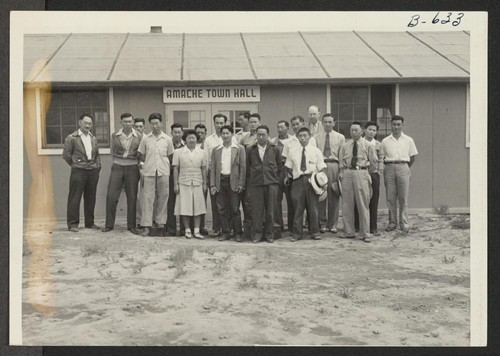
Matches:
[56,267,67,274]
[170,247,195,279]
[442,255,456,264]
[433,203,449,216]
[198,247,215,255]
[238,275,259,289]
[81,245,102,257]
[118,252,125,258]
[339,287,354,299]
[147,244,160,254]
[450,215,470,230]
[132,260,146,274]
[212,254,232,277]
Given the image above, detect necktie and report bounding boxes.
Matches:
[300,147,307,172]
[351,140,358,168]
[323,133,332,158]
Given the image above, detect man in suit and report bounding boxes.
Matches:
[307,105,324,136]
[315,113,345,234]
[210,125,246,242]
[102,113,142,234]
[246,125,282,243]
[62,113,101,232]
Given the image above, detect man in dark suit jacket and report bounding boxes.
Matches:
[246,125,282,243]
[210,125,246,242]
[102,113,143,235]
[62,113,101,232]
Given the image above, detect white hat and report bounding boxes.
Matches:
[309,172,328,196]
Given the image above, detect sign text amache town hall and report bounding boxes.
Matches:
[163,86,260,103]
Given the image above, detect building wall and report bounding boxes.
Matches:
[113,87,165,130]
[399,83,469,210]
[258,85,327,137]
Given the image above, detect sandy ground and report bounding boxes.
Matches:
[21,214,470,346]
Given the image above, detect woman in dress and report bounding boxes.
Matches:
[172,129,208,239]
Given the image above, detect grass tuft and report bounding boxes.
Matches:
[81,245,101,257]
[442,255,456,264]
[238,275,259,289]
[450,215,470,229]
[339,287,354,299]
[170,247,195,279]
[433,203,449,216]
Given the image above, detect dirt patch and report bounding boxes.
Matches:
[21,214,470,346]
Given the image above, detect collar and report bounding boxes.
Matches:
[389,132,406,141]
[78,129,93,137]
[173,139,185,147]
[258,143,268,149]
[217,142,239,150]
[181,145,202,153]
[147,130,167,139]
[116,128,137,137]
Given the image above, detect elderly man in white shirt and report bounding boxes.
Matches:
[380,115,418,233]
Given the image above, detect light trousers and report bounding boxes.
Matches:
[141,172,169,227]
[342,169,371,238]
[384,163,411,229]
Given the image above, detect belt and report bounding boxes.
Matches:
[384,161,409,164]
[347,166,368,170]
[221,174,231,179]
[294,173,312,181]
[324,159,339,163]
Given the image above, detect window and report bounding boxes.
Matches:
[331,85,394,140]
[215,110,250,134]
[331,86,369,138]
[42,89,110,148]
[172,110,207,130]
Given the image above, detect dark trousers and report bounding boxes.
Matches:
[242,189,252,240]
[248,184,279,241]
[355,172,380,233]
[105,164,140,229]
[67,167,100,229]
[275,174,294,231]
[208,169,220,232]
[216,176,242,236]
[291,176,319,238]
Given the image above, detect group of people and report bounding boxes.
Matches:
[62,105,418,243]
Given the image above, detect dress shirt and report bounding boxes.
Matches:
[235,130,250,144]
[315,130,345,161]
[220,144,236,175]
[308,121,324,136]
[204,133,238,165]
[285,144,326,180]
[282,135,317,159]
[138,131,174,177]
[258,143,268,161]
[339,138,378,170]
[380,133,418,162]
[363,137,384,172]
[78,129,93,160]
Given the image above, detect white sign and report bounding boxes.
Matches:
[163,86,260,103]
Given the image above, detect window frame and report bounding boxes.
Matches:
[36,87,114,155]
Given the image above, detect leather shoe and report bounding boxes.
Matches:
[329,227,338,233]
[290,236,301,242]
[68,227,79,232]
[340,233,355,239]
[319,227,327,233]
[235,235,243,242]
[218,234,230,241]
[371,231,381,236]
[101,227,113,232]
[312,235,321,240]
[385,225,397,232]
[128,228,139,235]
[209,230,221,238]
[141,228,150,237]
[86,224,100,229]
[200,229,209,235]
[267,238,274,243]
[194,232,204,240]
[363,237,372,243]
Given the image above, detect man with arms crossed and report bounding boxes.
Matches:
[339,122,378,242]
[210,125,246,242]
[62,113,101,232]
[381,115,418,233]
[138,113,174,237]
[102,113,142,235]
[315,113,345,234]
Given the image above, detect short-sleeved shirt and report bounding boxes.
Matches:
[339,138,378,170]
[138,131,174,177]
[240,132,258,149]
[172,146,207,186]
[285,144,326,180]
[380,133,418,163]
[363,137,383,172]
[282,135,317,159]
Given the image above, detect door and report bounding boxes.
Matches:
[166,103,259,135]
